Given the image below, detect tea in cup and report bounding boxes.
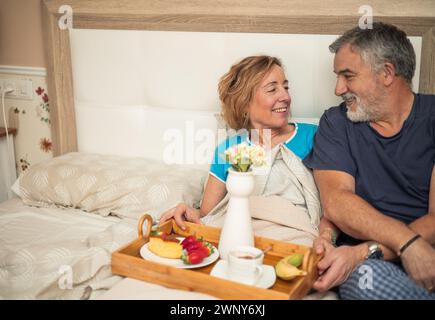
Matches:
[227,246,264,285]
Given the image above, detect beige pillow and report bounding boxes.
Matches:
[18,152,207,220]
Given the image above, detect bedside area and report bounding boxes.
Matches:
[0,127,17,202]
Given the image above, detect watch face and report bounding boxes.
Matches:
[368,244,384,260]
[370,250,383,259]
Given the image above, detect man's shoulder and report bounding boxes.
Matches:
[319,103,348,128]
[415,93,435,115]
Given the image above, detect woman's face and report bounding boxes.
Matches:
[248,64,291,130]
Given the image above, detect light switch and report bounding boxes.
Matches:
[16,79,33,100]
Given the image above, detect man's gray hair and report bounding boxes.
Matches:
[329,22,416,86]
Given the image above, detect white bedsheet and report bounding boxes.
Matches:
[0,197,136,299]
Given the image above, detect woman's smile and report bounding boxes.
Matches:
[271,106,289,114]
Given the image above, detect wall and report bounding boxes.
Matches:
[0,0,46,67]
[0,0,52,177]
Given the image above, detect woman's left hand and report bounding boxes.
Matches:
[313,236,335,258]
[313,244,367,292]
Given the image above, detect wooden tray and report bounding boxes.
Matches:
[111,214,320,300]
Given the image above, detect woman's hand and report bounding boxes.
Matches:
[313,228,336,257]
[159,203,202,230]
[313,236,335,258]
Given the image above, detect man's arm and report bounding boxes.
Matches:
[409,165,435,245]
[313,166,435,254]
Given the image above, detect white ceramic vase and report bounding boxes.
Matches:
[218,168,255,260]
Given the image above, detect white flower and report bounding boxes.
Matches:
[250,145,267,166]
[223,142,266,172]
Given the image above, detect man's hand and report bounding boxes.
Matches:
[159,203,202,230]
[400,238,435,292]
[314,244,367,292]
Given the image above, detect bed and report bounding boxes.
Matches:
[1,0,434,299]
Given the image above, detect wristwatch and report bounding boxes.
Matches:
[365,241,384,260]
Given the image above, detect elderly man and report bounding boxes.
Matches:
[303,22,435,299]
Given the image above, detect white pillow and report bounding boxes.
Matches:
[17,152,208,221]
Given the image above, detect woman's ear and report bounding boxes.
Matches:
[381,62,396,86]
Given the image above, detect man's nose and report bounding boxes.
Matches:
[335,77,347,96]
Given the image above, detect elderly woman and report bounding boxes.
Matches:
[161,55,321,246]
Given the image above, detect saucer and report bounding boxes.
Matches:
[210,260,276,288]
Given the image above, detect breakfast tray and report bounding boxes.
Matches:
[111,214,320,300]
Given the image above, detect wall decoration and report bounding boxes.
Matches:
[35,86,50,124]
[0,72,53,176]
[19,156,31,172]
[39,137,52,153]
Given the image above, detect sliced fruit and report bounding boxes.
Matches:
[181,249,206,265]
[275,257,307,280]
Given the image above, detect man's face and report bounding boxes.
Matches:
[333,43,386,122]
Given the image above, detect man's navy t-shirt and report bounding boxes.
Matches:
[303,93,435,245]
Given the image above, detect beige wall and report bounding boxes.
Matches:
[0,0,46,68]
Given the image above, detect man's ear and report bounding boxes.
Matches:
[381,62,396,86]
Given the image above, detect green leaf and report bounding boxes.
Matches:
[238,163,250,172]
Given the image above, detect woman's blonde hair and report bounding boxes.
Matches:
[218,55,282,130]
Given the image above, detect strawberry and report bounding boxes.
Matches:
[181,235,198,249]
[184,241,204,253]
[180,235,215,263]
[181,250,205,265]
[197,245,212,258]
[197,238,214,256]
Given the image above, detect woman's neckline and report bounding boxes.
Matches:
[247,123,298,147]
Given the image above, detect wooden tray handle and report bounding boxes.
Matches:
[137,214,153,239]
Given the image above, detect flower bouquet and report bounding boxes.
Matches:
[223,142,267,172]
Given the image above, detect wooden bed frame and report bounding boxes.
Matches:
[42,0,435,156]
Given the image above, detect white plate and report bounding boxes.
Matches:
[140,238,219,269]
[210,260,276,288]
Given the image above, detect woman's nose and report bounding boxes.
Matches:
[335,77,347,96]
[280,87,291,102]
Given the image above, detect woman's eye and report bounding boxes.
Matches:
[284,86,289,91]
[267,88,276,93]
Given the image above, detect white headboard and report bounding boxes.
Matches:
[69,29,422,168]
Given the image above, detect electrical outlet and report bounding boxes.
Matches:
[4,80,15,92]
[0,79,33,100]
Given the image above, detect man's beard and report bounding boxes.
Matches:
[342,92,384,123]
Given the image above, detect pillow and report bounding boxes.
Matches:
[17,152,207,221]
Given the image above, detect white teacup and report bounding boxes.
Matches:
[227,246,264,285]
